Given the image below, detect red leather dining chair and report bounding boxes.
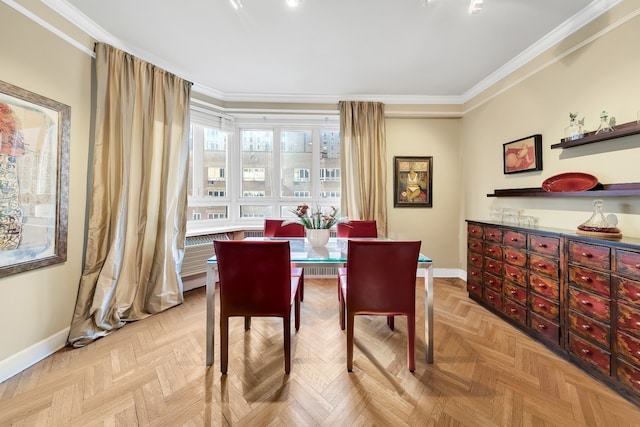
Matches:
[337,220,378,238]
[263,219,306,301]
[337,220,378,300]
[338,240,421,372]
[214,240,301,374]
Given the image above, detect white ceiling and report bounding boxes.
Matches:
[44,0,619,104]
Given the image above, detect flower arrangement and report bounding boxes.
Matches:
[286,204,349,229]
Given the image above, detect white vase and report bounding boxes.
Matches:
[306,228,330,247]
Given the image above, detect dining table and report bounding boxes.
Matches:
[205,237,434,366]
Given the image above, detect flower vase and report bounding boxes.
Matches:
[306,228,330,247]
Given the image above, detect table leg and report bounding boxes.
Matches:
[424,263,434,363]
[206,264,215,366]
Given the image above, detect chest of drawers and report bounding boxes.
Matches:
[466,220,640,406]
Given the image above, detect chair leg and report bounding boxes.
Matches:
[283,317,291,374]
[408,313,416,372]
[244,316,251,330]
[347,314,355,372]
[221,316,229,374]
[299,269,304,302]
[339,287,345,330]
[294,286,301,331]
[387,315,395,330]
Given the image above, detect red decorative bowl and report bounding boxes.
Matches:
[542,172,599,192]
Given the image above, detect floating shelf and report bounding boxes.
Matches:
[487,183,640,197]
[551,120,640,149]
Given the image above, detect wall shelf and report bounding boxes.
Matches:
[551,120,640,149]
[487,183,640,197]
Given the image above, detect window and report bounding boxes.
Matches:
[186,108,340,233]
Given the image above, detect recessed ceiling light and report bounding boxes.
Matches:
[229,0,243,9]
[468,0,483,14]
[286,0,302,7]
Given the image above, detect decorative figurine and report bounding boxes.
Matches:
[595,110,615,134]
[564,112,584,141]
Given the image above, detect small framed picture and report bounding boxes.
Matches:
[503,134,542,174]
[393,156,433,208]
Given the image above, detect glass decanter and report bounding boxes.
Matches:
[564,112,583,141]
[577,199,620,234]
[595,110,614,134]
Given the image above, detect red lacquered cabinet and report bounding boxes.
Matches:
[466,220,640,407]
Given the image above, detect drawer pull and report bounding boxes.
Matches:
[471,271,478,277]
[488,295,495,300]
[488,279,495,284]
[581,252,593,258]
[471,256,478,261]
[489,233,495,237]
[509,308,517,313]
[511,255,518,260]
[635,263,640,269]
[511,237,519,242]
[538,303,546,309]
[580,276,592,283]
[488,249,494,253]
[538,243,548,248]
[636,321,640,327]
[471,285,477,290]
[488,263,495,268]
[536,283,547,289]
[510,273,517,278]
[537,324,547,330]
[581,300,592,307]
[581,324,592,331]
[581,349,591,355]
[537,263,546,269]
[510,290,517,295]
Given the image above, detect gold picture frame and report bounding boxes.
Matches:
[393,156,433,208]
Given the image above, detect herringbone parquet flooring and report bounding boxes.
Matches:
[1,277,639,426]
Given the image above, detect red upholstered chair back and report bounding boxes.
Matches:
[214,240,292,315]
[346,240,420,314]
[264,219,305,238]
[337,220,378,238]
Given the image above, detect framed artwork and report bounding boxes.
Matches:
[503,134,543,174]
[393,156,433,208]
[0,80,70,277]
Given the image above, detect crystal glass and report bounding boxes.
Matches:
[564,112,583,141]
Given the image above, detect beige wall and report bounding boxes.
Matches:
[0,2,93,364]
[386,118,462,270]
[461,3,640,269]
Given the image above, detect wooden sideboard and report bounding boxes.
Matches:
[466,220,640,406]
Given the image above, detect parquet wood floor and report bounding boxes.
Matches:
[1,277,639,426]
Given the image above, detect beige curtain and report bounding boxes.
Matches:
[339,101,387,237]
[68,43,192,347]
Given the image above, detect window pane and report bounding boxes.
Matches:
[320,130,341,199]
[241,130,273,197]
[203,128,227,198]
[188,205,228,220]
[240,205,272,218]
[281,130,312,198]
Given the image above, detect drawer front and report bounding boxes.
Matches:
[467,281,483,298]
[504,264,527,287]
[484,258,502,276]
[617,359,640,395]
[468,238,483,254]
[615,249,640,280]
[503,230,526,249]
[530,312,560,346]
[568,265,611,298]
[529,273,559,301]
[568,310,610,347]
[485,288,502,310]
[617,331,640,366]
[468,252,483,269]
[503,300,526,325]
[484,227,502,243]
[468,266,482,284]
[529,253,560,279]
[483,243,502,260]
[569,333,611,376]
[528,234,560,257]
[568,287,611,322]
[483,272,502,292]
[504,248,527,267]
[468,224,483,239]
[568,241,611,270]
[529,293,559,321]
[616,276,640,306]
[617,302,640,338]
[503,281,527,305]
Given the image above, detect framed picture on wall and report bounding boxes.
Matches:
[503,134,543,174]
[0,80,70,278]
[393,156,433,208]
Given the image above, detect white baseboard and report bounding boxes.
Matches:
[0,327,69,384]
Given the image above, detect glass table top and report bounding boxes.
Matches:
[207,237,431,264]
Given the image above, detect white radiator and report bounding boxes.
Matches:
[181,233,230,278]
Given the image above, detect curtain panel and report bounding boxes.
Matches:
[68,43,192,346]
[339,101,387,237]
